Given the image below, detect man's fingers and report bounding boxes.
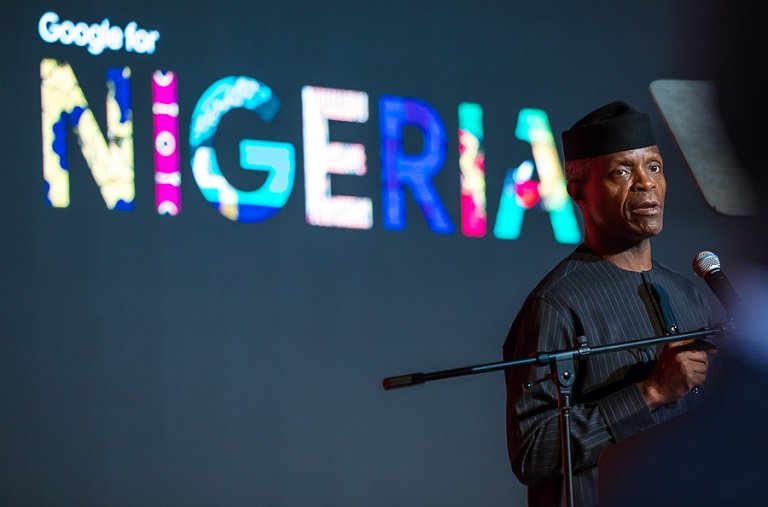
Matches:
[687,350,709,364]
[691,366,708,378]
[672,348,709,366]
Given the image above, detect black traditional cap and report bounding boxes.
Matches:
[561,101,656,162]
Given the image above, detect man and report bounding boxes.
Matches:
[503,101,716,506]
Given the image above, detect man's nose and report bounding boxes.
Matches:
[631,169,656,191]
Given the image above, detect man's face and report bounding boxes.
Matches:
[575,146,666,245]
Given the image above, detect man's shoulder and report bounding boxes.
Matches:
[527,248,613,300]
[523,251,706,314]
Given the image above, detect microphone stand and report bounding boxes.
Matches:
[382,323,731,507]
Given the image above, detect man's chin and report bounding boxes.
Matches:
[614,226,663,247]
[629,218,664,239]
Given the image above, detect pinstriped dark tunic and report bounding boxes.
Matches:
[503,247,711,507]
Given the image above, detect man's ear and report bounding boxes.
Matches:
[567,181,585,207]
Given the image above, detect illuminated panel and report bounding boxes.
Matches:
[152,71,180,216]
[379,96,453,234]
[40,59,134,210]
[458,102,487,237]
[302,86,372,229]
[493,108,581,244]
[189,76,295,222]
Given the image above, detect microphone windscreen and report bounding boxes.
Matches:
[693,251,721,278]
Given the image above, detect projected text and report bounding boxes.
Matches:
[39,59,581,244]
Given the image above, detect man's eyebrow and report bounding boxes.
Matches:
[609,157,634,166]
[609,156,662,166]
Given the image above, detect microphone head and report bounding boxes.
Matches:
[693,251,721,278]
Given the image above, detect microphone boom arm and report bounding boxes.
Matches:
[382,324,729,390]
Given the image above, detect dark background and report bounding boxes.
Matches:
[0,1,745,505]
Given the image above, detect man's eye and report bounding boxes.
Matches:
[612,168,629,177]
[649,164,661,173]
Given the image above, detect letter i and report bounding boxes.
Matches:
[458,102,487,237]
[152,70,181,215]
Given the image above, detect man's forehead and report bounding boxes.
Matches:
[599,145,662,164]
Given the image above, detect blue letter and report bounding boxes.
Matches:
[379,96,453,234]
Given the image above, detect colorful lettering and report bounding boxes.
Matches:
[493,108,581,243]
[458,102,487,237]
[189,76,294,222]
[40,59,134,210]
[302,86,372,229]
[379,96,453,234]
[152,70,181,215]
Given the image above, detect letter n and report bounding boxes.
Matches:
[40,59,134,210]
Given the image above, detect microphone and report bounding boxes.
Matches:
[692,251,741,318]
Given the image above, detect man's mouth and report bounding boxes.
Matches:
[629,200,662,216]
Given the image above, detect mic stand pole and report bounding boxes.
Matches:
[555,350,577,507]
[382,324,730,507]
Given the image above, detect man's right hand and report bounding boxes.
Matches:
[638,340,717,411]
